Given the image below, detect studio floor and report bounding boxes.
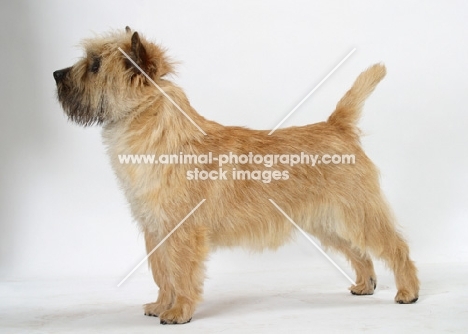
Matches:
[1,262,467,333]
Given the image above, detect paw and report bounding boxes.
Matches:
[350,277,376,295]
[159,306,193,325]
[143,302,170,317]
[395,290,418,304]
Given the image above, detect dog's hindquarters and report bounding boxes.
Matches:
[299,187,419,303]
[325,63,419,302]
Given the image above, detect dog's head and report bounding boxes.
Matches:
[53,27,174,126]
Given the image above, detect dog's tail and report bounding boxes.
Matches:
[327,63,386,135]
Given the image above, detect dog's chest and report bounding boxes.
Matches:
[102,123,169,232]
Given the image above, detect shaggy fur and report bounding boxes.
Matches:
[54,27,419,325]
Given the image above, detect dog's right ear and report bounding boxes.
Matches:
[125,26,132,34]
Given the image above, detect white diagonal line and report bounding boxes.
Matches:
[118,47,207,136]
[117,199,206,287]
[269,199,356,285]
[268,48,356,135]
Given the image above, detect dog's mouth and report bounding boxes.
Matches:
[54,68,107,127]
[58,93,107,127]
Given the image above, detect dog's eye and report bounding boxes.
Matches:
[90,57,101,73]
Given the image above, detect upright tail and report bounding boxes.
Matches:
[327,63,386,135]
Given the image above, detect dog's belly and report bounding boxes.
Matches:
[206,200,352,251]
[208,221,293,251]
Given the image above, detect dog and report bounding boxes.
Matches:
[54,27,419,324]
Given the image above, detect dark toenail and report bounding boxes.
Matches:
[370,277,377,289]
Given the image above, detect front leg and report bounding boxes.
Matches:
[144,231,174,317]
[145,225,209,324]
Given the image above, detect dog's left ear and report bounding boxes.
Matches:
[130,31,148,69]
[127,31,156,77]
[130,32,147,67]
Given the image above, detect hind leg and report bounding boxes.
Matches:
[319,234,376,295]
[376,232,419,303]
[365,202,420,303]
[345,247,376,296]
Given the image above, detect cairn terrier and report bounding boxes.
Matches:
[54,27,419,324]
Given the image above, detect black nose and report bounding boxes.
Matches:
[53,67,71,83]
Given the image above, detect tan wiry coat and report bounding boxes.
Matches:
[54,28,419,325]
